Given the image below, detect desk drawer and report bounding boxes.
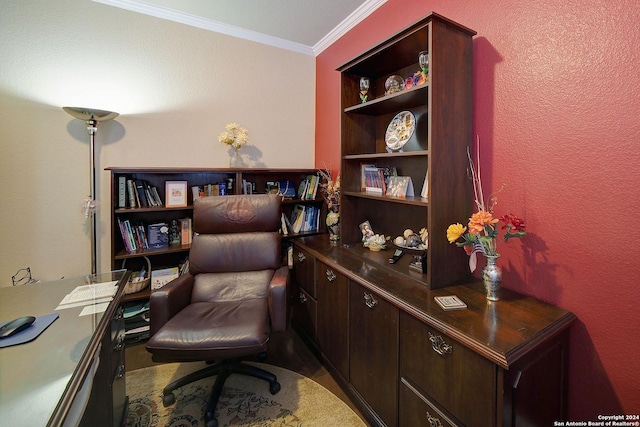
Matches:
[399,311,495,425]
[293,247,316,298]
[400,377,460,427]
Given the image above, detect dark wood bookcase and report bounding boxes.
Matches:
[107,167,324,302]
[338,13,476,289]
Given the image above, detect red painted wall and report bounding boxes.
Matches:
[316,0,640,419]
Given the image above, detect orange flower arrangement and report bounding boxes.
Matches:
[446,141,526,272]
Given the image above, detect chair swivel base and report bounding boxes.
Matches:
[161,359,281,427]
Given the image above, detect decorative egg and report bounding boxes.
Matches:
[403,229,414,239]
[394,236,405,246]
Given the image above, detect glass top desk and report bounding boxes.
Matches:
[0,270,130,426]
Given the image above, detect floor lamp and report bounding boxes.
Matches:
[63,107,119,275]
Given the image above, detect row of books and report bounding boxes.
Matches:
[192,183,228,199]
[118,177,163,208]
[118,218,192,253]
[297,174,320,200]
[281,204,322,235]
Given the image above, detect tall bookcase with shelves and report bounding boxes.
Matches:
[107,167,324,302]
[338,13,476,289]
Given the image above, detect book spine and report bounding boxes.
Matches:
[118,176,126,208]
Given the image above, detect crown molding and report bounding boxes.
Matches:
[92,0,315,55]
[94,0,386,57]
[313,0,387,55]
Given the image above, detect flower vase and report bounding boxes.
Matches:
[326,209,340,242]
[229,150,244,168]
[482,255,502,301]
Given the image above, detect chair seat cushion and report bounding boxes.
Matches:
[146,299,270,362]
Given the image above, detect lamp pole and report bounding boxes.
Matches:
[63,107,119,275]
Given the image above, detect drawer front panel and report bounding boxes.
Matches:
[350,281,398,427]
[292,285,317,341]
[400,377,461,427]
[400,311,495,425]
[317,261,349,379]
[293,247,316,298]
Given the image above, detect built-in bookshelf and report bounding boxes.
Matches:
[107,167,325,302]
[337,13,476,289]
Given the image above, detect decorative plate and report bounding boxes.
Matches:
[385,111,416,151]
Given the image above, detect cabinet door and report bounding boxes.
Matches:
[292,285,316,341]
[316,262,349,379]
[399,311,496,425]
[350,281,398,427]
[293,246,316,298]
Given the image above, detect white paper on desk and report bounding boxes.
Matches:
[79,302,110,316]
[58,281,118,306]
[55,297,113,311]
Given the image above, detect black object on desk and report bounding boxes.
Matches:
[0,313,58,347]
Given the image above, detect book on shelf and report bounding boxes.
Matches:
[434,295,467,311]
[290,205,306,233]
[147,223,169,249]
[421,170,428,199]
[386,176,415,197]
[360,163,375,191]
[151,267,179,290]
[118,176,127,208]
[280,212,289,235]
[118,218,150,253]
[123,179,162,208]
[178,218,192,245]
[289,204,320,234]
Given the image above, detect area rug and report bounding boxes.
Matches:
[125,361,367,427]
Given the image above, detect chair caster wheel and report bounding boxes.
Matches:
[162,392,176,407]
[206,418,218,427]
[270,381,281,395]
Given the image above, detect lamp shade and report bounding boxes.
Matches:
[63,107,119,122]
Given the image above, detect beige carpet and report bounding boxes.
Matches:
[125,361,367,427]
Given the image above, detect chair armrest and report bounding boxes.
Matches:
[149,273,194,337]
[268,266,290,332]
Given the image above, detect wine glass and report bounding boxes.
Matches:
[359,77,370,103]
[419,51,429,74]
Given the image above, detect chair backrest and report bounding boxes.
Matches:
[188,194,282,275]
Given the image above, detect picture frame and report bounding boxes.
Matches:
[165,181,188,207]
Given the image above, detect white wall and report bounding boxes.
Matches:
[0,0,316,285]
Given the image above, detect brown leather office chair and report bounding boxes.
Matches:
[146,194,289,427]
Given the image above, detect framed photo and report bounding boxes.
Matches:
[165,181,188,207]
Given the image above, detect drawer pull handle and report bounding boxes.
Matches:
[426,411,443,427]
[325,269,336,282]
[297,252,306,263]
[115,363,125,380]
[115,306,124,320]
[299,293,307,303]
[114,334,125,351]
[363,292,378,309]
[428,332,452,355]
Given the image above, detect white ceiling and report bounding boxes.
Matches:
[93,0,387,55]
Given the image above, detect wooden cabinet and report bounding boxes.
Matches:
[293,235,575,427]
[317,261,349,379]
[337,13,476,289]
[106,167,324,303]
